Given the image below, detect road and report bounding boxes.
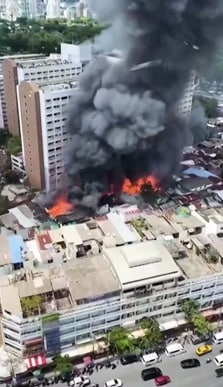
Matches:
[72,343,223,387]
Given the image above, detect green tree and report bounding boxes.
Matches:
[0,195,10,215]
[199,97,218,118]
[140,318,162,350]
[21,295,41,315]
[192,314,212,337]
[108,327,135,355]
[0,130,10,146]
[182,299,199,321]
[7,136,22,155]
[3,169,20,184]
[54,355,72,376]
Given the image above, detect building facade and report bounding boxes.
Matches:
[2,56,82,136]
[1,272,223,358]
[175,71,195,122]
[18,81,78,191]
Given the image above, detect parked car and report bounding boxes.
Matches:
[104,379,122,387]
[120,354,138,365]
[141,367,162,381]
[215,368,223,378]
[191,335,212,345]
[155,375,171,386]
[181,359,200,369]
[195,344,212,356]
[69,376,90,387]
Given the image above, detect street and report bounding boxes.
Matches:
[70,343,223,387]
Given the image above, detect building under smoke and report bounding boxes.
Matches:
[61,0,223,211]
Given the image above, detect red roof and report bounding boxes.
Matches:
[37,232,52,250]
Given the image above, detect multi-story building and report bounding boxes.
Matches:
[46,0,60,19]
[2,56,82,136]
[0,209,223,362]
[175,71,195,122]
[18,80,78,191]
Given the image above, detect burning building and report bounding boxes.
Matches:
[48,0,223,217]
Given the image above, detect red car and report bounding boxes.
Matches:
[155,375,171,386]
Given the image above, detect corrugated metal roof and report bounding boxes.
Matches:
[8,235,26,264]
[183,167,218,179]
[107,213,137,243]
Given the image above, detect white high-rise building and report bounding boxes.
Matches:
[46,0,60,19]
[176,71,195,121]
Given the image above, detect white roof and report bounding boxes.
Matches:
[215,353,223,361]
[103,240,181,290]
[107,212,138,243]
[106,380,117,387]
[214,331,223,339]
[142,352,158,361]
[166,343,184,352]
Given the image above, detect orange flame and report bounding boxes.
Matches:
[47,196,73,218]
[122,175,159,195]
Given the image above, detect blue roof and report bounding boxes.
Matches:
[8,235,26,264]
[183,167,218,179]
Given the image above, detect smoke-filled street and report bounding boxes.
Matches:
[64,0,223,210]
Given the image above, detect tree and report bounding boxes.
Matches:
[140,318,162,350]
[7,136,22,155]
[0,130,10,146]
[3,169,20,184]
[54,355,72,376]
[192,314,212,337]
[182,299,199,321]
[199,97,218,119]
[108,327,135,355]
[0,195,10,215]
[21,295,41,315]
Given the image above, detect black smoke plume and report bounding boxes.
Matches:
[65,0,223,209]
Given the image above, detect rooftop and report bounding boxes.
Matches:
[17,58,81,69]
[103,241,181,291]
[64,255,120,303]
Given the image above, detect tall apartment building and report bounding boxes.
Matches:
[2,56,82,136]
[175,71,195,122]
[18,80,78,191]
[46,0,60,19]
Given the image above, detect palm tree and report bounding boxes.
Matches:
[192,314,212,337]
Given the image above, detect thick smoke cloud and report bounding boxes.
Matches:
[65,0,223,208]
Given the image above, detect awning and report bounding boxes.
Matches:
[159,320,178,331]
[83,356,93,366]
[25,355,46,369]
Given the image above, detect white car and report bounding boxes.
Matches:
[104,379,123,387]
[69,376,91,387]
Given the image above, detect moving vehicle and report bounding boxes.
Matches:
[155,375,171,386]
[120,354,138,365]
[141,367,162,381]
[215,368,223,377]
[104,379,122,387]
[141,352,160,367]
[165,343,185,357]
[180,359,200,369]
[195,344,212,356]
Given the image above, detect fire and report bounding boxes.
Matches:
[122,175,159,195]
[47,196,73,218]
